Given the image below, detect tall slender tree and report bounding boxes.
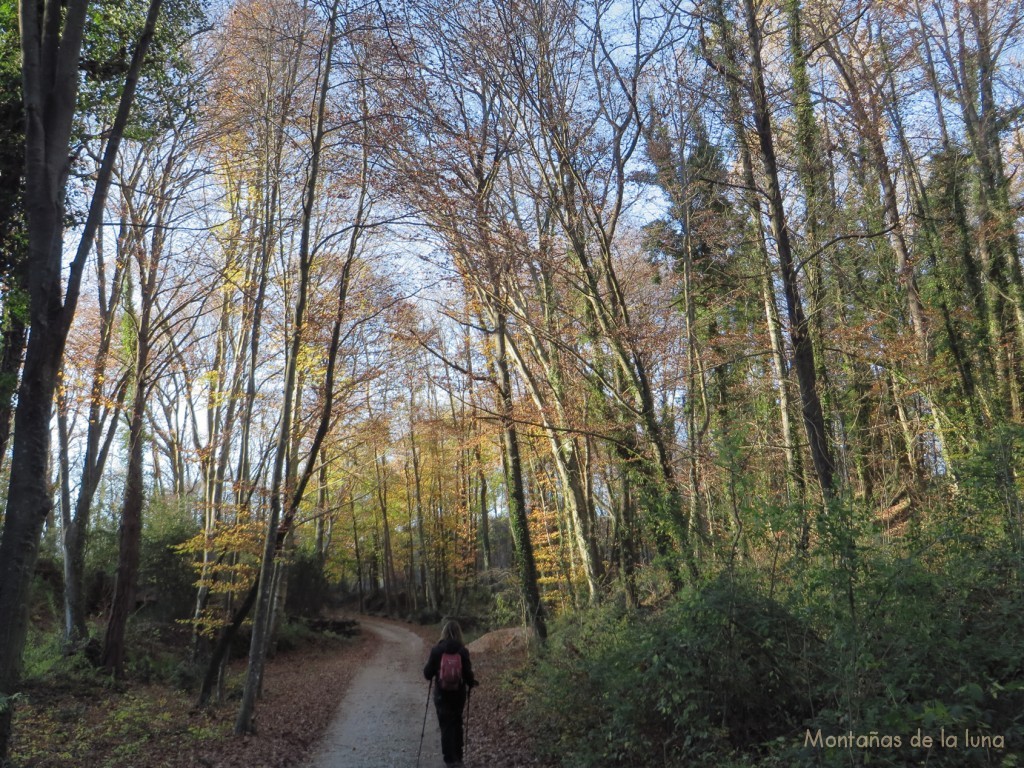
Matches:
[0,0,164,753]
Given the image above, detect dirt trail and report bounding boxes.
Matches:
[304,617,438,768]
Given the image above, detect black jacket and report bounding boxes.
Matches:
[423,638,477,700]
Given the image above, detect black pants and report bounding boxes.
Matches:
[434,692,466,764]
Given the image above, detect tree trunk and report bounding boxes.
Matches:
[0,324,63,754]
[235,0,351,730]
[63,226,127,647]
[502,320,602,602]
[494,312,547,640]
[408,390,438,610]
[752,194,805,506]
[102,101,184,675]
[1,0,161,753]
[739,0,836,501]
[101,335,149,675]
[931,0,1024,416]
[190,213,252,658]
[0,264,27,472]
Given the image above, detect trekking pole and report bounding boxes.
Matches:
[464,686,472,760]
[416,679,432,768]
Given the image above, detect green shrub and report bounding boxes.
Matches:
[137,496,200,623]
[22,625,65,680]
[522,574,817,767]
[274,617,317,653]
[283,548,331,618]
[521,519,1024,768]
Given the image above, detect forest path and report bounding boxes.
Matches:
[304,617,436,768]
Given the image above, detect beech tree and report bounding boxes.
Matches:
[236,0,343,730]
[8,0,1024,759]
[101,97,208,676]
[0,0,164,754]
[385,0,551,637]
[57,210,130,649]
[0,1,27,471]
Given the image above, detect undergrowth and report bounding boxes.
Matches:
[519,492,1024,767]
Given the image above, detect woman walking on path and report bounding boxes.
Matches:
[423,620,478,766]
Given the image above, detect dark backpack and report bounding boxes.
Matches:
[438,651,463,691]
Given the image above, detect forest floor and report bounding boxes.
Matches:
[9,615,555,768]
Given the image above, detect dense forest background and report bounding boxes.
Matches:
[2,0,1024,765]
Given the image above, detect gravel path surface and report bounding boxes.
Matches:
[12,614,553,767]
[305,617,438,768]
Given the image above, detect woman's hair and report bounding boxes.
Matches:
[440,619,464,644]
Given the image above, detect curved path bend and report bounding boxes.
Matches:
[305,617,437,768]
